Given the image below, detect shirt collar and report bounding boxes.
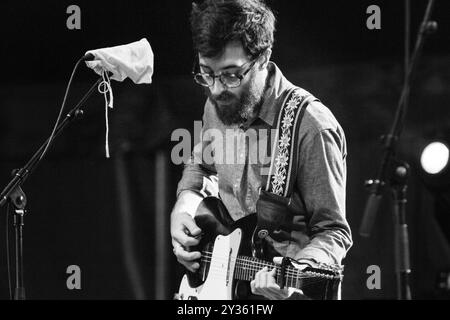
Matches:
[257,62,295,127]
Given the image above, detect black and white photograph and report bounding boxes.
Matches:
[0,0,449,306]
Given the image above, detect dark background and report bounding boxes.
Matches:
[0,0,449,299]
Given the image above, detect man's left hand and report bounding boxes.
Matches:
[250,266,291,300]
[250,257,310,300]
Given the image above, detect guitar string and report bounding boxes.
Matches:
[200,249,342,272]
[188,242,341,288]
[198,251,340,279]
[197,260,332,290]
[200,262,331,287]
[196,254,337,287]
[199,256,340,288]
[196,265,329,290]
[200,258,329,282]
[199,254,337,280]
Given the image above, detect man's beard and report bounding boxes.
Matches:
[206,73,266,126]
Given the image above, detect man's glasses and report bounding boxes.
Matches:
[192,55,260,89]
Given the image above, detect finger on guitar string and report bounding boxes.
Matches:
[182,214,202,237]
[266,270,290,299]
[170,211,202,247]
[175,247,202,262]
[266,286,290,300]
[273,257,283,265]
[171,239,202,272]
[251,266,291,299]
[264,267,277,291]
[260,267,272,288]
[253,266,267,293]
[173,228,201,247]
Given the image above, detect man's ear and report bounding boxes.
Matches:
[259,49,272,69]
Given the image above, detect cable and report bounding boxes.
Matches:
[3,55,86,300]
[39,56,86,161]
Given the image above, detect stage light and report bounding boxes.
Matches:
[420,141,449,175]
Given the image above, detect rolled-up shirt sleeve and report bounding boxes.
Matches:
[295,127,353,265]
[176,109,219,199]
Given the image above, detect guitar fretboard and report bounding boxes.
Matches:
[200,251,341,291]
[234,255,306,289]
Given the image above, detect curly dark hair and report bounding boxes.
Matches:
[190,0,276,59]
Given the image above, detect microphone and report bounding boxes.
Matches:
[80,38,154,159]
[80,52,95,61]
[83,38,154,84]
[359,190,382,237]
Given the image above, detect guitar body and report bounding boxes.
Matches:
[177,197,256,300]
[175,197,343,300]
[177,228,242,300]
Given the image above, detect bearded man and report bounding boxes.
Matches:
[171,0,352,300]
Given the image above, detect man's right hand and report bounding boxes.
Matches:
[170,210,203,273]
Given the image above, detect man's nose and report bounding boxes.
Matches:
[210,77,227,96]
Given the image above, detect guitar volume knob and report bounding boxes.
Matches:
[257,229,269,239]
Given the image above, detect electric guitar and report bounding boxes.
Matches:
[175,197,344,300]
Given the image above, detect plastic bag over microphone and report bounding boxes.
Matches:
[83,38,154,159]
[84,38,154,84]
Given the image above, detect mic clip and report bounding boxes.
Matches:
[80,53,95,61]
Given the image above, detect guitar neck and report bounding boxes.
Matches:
[234,256,307,290]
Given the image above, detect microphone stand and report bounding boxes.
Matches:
[0,76,103,300]
[359,0,437,300]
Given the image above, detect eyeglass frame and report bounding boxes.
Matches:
[192,53,263,89]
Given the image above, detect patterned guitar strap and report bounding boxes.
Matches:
[253,87,319,254]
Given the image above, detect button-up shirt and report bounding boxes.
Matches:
[176,62,352,266]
